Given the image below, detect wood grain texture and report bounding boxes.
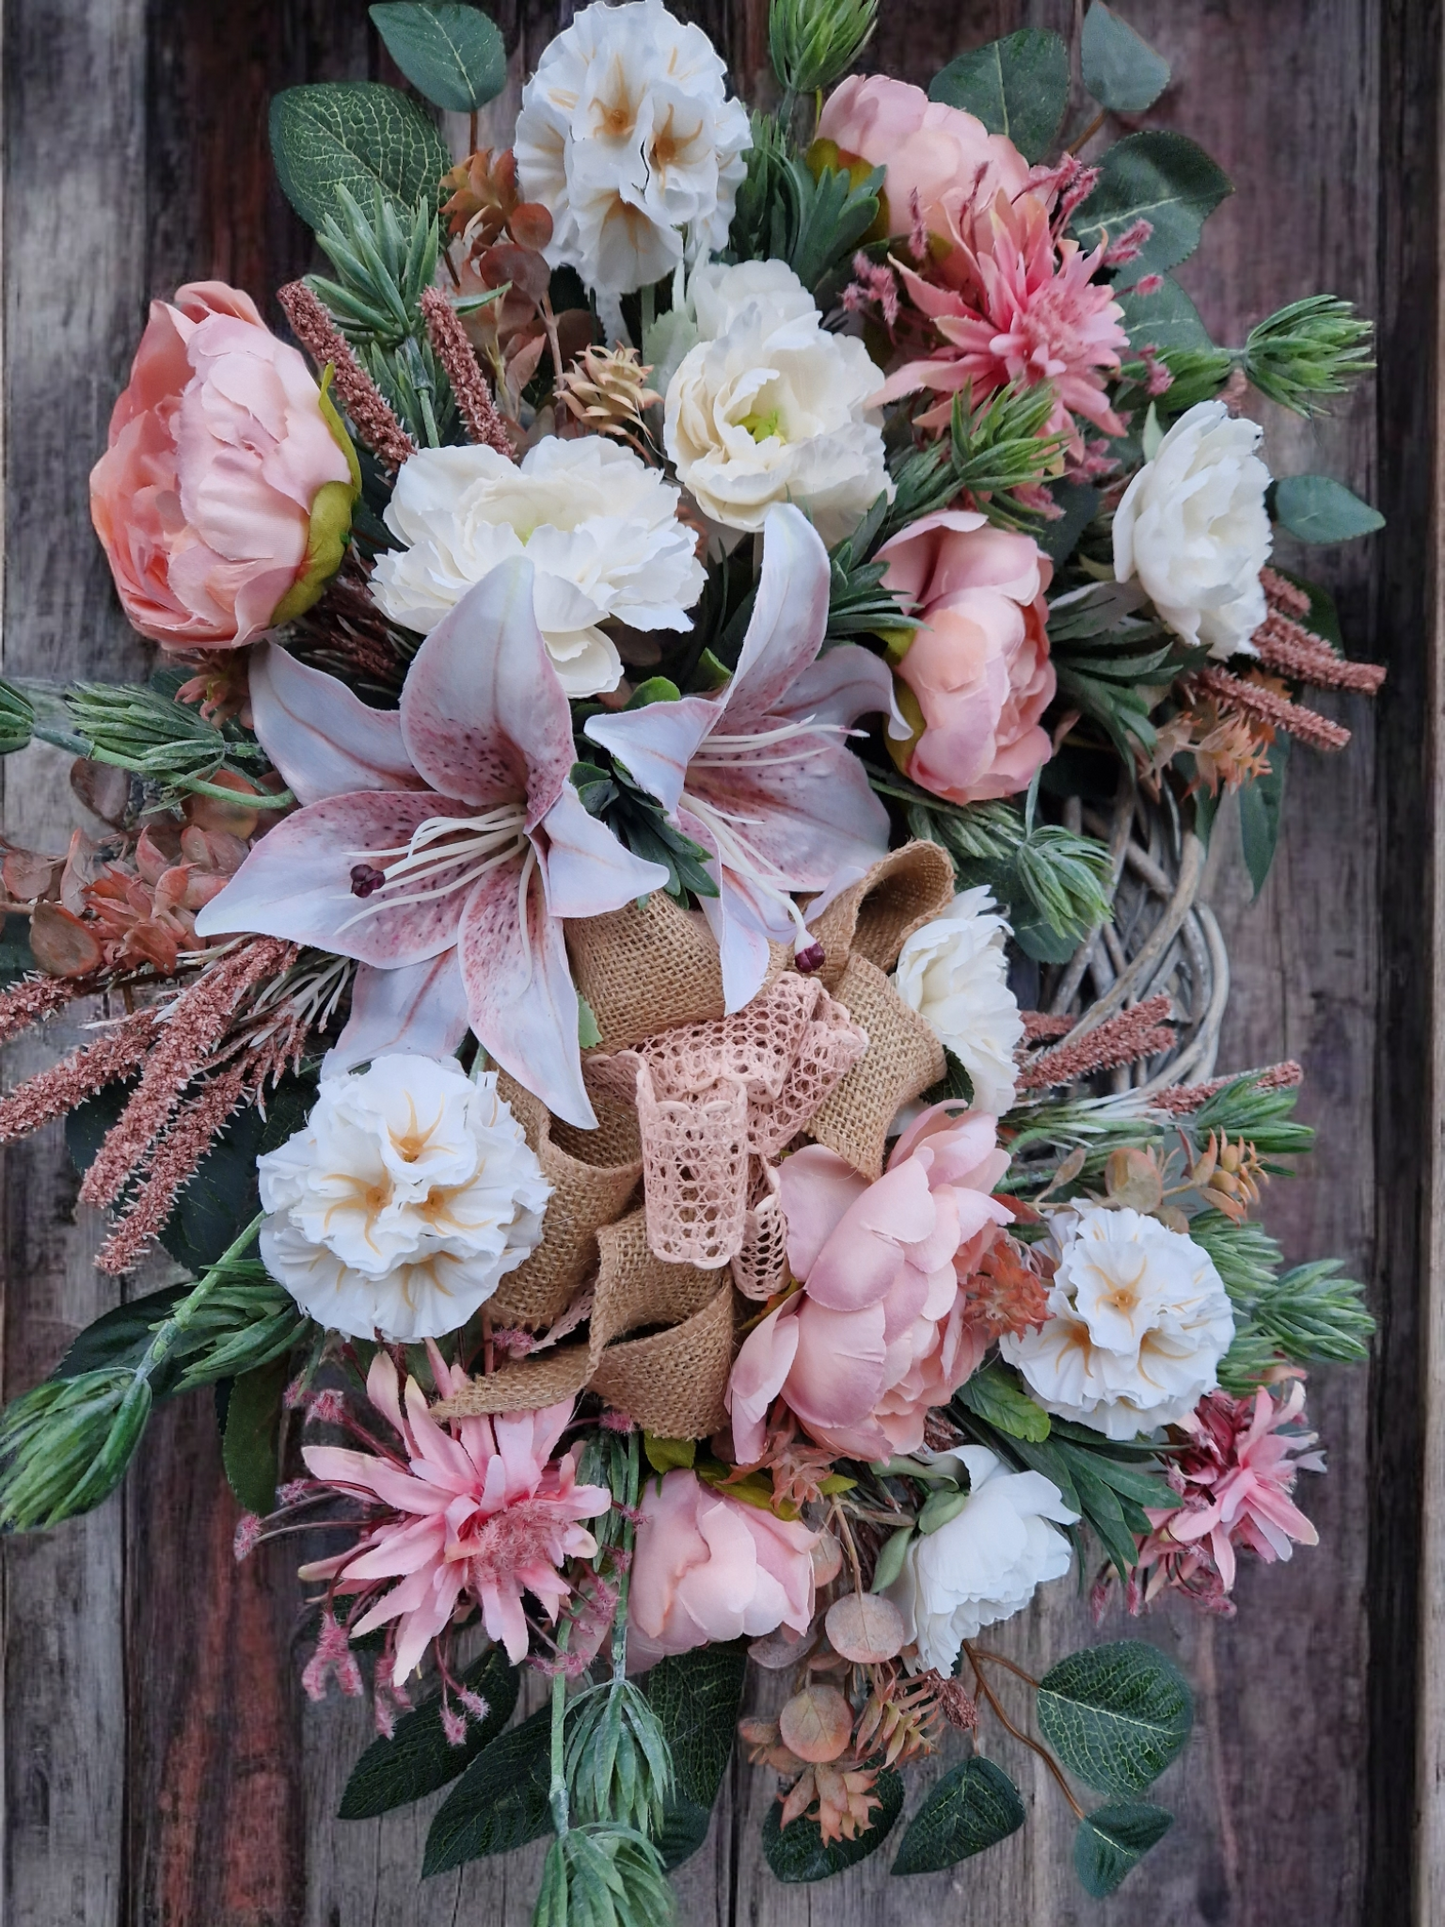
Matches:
[0,2,1430,1923]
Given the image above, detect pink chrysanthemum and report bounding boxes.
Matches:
[299,1350,610,1678]
[874,187,1129,454]
[1117,1380,1325,1615]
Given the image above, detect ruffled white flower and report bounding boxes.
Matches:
[663,259,892,545]
[1112,399,1272,660]
[257,1055,550,1343]
[368,437,706,696]
[1001,1203,1236,1440]
[892,887,1023,1114]
[885,1446,1077,1673]
[515,0,751,298]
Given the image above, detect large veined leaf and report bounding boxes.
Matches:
[1081,3,1170,113]
[341,1647,519,1818]
[641,1641,747,1806]
[1115,274,1214,353]
[929,31,1070,163]
[1074,1802,1174,1896]
[1271,473,1386,543]
[955,1363,1051,1441]
[369,4,506,114]
[891,1757,1025,1875]
[221,1353,291,1514]
[270,81,451,232]
[1072,131,1232,287]
[1036,1641,1193,1794]
[762,1768,904,1882]
[422,1706,553,1874]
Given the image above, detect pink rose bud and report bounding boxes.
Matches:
[89,280,359,650]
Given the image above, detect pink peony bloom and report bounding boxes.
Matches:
[628,1468,818,1665]
[299,1350,610,1679]
[817,75,1030,242]
[879,510,1056,805]
[728,1105,1013,1462]
[90,280,358,650]
[873,187,1128,453]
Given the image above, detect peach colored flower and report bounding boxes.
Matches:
[90,281,358,651]
[879,510,1056,805]
[728,1105,1013,1462]
[299,1350,609,1678]
[628,1468,818,1665]
[817,75,1030,241]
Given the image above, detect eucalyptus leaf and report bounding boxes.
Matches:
[341,1647,518,1817]
[929,31,1070,163]
[1074,1802,1173,1896]
[1072,131,1232,287]
[369,3,506,113]
[1271,473,1386,543]
[1036,1641,1193,1794]
[270,81,450,232]
[891,1756,1025,1874]
[1116,275,1214,353]
[422,1706,553,1873]
[762,1767,904,1881]
[1081,4,1170,113]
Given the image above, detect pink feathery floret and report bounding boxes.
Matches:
[874,186,1129,455]
[299,1349,610,1680]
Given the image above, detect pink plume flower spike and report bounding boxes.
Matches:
[196,558,668,1126]
[585,503,893,1011]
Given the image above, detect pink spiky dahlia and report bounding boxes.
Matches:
[299,1349,610,1678]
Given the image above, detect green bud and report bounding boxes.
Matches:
[769,0,877,98]
[1240,295,1375,416]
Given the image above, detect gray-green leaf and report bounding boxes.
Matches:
[270,81,450,232]
[929,31,1070,164]
[1036,1641,1192,1794]
[1081,4,1170,113]
[1116,274,1214,353]
[1074,1802,1174,1896]
[891,1757,1025,1875]
[369,4,506,113]
[1270,473,1386,543]
[762,1768,904,1882]
[1239,732,1288,898]
[1072,131,1232,287]
[340,1647,518,1818]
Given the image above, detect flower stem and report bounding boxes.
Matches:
[550,1619,572,1837]
[964,1642,1084,1820]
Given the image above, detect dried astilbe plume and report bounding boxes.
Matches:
[557,345,662,458]
[1019,992,1176,1091]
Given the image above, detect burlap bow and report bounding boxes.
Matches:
[431,841,957,1437]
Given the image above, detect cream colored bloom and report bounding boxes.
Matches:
[515,0,751,297]
[885,1446,1077,1673]
[369,437,705,696]
[892,887,1023,1114]
[663,260,891,545]
[1112,399,1272,660]
[257,1055,550,1342]
[1001,1203,1236,1439]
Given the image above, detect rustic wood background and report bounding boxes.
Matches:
[1,1,1437,1922]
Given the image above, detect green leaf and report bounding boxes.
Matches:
[221,1353,290,1514]
[871,1524,914,1592]
[54,1286,189,1390]
[1072,131,1232,287]
[1239,733,1288,898]
[1081,4,1170,113]
[641,1641,747,1807]
[422,1705,553,1873]
[341,1647,518,1817]
[891,1757,1025,1874]
[369,4,505,113]
[1074,1803,1174,1896]
[930,32,1070,163]
[1036,1642,1193,1795]
[1034,481,1100,565]
[762,1767,904,1881]
[1270,473,1386,543]
[643,1433,697,1476]
[269,82,450,232]
[656,1797,712,1870]
[1115,275,1214,353]
[956,1364,1051,1442]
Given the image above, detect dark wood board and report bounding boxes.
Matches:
[0,2,1434,1922]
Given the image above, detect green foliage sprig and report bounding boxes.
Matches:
[728,113,883,295]
[883,382,1068,539]
[769,0,878,104]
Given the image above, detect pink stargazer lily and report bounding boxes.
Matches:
[195,557,668,1126]
[584,503,895,1011]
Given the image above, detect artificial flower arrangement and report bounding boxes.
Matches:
[0,0,1382,1914]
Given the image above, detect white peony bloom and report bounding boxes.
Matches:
[885,1446,1077,1674]
[369,437,706,697]
[1001,1203,1236,1440]
[515,0,751,298]
[893,887,1024,1115]
[663,259,892,545]
[1112,399,1272,660]
[257,1055,551,1343]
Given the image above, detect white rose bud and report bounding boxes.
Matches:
[1112,399,1272,660]
[892,887,1024,1115]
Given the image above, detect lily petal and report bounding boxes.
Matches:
[719,505,831,730]
[538,783,669,917]
[249,642,425,805]
[584,694,719,816]
[322,951,470,1075]
[777,643,895,730]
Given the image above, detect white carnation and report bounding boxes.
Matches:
[369,438,705,697]
[885,1446,1077,1674]
[257,1055,551,1343]
[893,887,1023,1115]
[1001,1203,1236,1440]
[663,259,892,545]
[1112,399,1272,660]
[515,0,751,297]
